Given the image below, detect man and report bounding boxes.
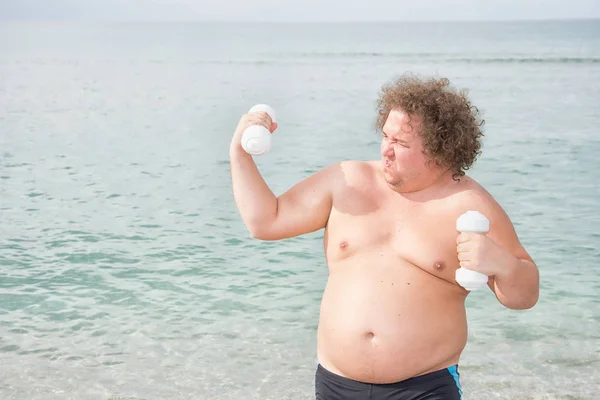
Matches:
[229,74,539,400]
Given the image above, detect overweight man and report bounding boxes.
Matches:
[229,74,539,400]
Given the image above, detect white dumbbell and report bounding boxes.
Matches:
[455,211,490,291]
[241,104,277,156]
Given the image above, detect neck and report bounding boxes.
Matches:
[388,168,455,200]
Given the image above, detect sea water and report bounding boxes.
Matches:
[1,20,599,399]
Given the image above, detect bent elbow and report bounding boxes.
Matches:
[249,230,268,241]
[521,286,540,310]
[504,293,539,310]
[509,301,536,311]
[522,294,540,310]
[247,224,275,241]
[248,226,265,240]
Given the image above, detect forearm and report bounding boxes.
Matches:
[492,257,539,310]
[229,148,278,236]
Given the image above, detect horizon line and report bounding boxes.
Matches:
[2,16,599,23]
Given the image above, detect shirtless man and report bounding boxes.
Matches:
[229,74,540,400]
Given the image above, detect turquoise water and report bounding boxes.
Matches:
[1,20,599,399]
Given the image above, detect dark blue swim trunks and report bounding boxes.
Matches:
[315,363,462,400]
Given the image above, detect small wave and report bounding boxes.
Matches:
[457,56,600,64]
[204,53,600,65]
[292,52,600,64]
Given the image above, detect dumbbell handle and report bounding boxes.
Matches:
[241,104,277,156]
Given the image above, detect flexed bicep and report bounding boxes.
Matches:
[250,163,340,241]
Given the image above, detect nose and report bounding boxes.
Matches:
[381,139,394,158]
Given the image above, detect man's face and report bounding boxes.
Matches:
[380,109,433,192]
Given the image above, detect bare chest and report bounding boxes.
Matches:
[325,201,461,283]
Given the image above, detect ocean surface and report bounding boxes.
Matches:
[1,20,599,399]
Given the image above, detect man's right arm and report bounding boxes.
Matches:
[229,112,336,241]
[230,148,337,240]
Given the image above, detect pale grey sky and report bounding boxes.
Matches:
[1,0,599,21]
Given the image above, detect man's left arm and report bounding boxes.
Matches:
[457,202,540,310]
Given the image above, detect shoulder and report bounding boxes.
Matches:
[335,159,377,170]
[318,160,380,196]
[316,160,378,182]
[450,175,531,258]
[449,175,506,221]
[339,160,380,178]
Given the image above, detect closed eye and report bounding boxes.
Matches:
[382,132,409,148]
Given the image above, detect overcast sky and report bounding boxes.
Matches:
[1,0,599,22]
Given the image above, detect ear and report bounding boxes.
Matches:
[423,155,443,170]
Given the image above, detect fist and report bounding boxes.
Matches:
[456,232,503,277]
[230,112,278,153]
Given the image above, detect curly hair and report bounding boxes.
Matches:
[376,74,485,180]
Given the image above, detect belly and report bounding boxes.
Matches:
[317,252,468,384]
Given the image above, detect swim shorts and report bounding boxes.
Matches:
[315,363,462,400]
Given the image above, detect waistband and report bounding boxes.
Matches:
[316,363,458,389]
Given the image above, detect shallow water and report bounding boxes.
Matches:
[1,20,599,399]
